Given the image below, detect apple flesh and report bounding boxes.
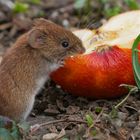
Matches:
[51,11,140,99]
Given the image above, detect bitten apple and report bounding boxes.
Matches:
[51,11,140,99]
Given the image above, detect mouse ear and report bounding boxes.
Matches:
[33,18,53,27]
[28,29,45,48]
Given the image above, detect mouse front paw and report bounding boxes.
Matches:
[59,60,65,67]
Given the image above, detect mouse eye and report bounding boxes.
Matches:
[61,41,69,48]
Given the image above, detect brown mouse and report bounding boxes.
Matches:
[0,18,85,122]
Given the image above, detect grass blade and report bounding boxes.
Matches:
[132,34,140,88]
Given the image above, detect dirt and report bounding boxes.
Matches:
[0,0,140,140]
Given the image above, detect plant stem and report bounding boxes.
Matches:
[115,87,138,109]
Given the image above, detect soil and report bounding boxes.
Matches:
[0,0,140,140]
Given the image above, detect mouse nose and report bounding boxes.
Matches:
[79,46,86,54]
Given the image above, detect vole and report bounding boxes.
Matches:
[0,18,85,122]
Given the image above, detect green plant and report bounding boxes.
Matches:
[100,0,109,3]
[100,0,139,18]
[12,2,29,13]
[74,0,87,9]
[74,0,92,14]
[85,114,93,127]
[104,6,121,17]
[132,34,140,88]
[95,107,102,113]
[109,108,118,119]
[28,0,41,5]
[91,128,97,136]
[124,0,140,9]
[0,116,30,140]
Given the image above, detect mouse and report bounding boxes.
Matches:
[0,18,85,122]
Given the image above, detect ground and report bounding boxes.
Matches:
[0,0,140,140]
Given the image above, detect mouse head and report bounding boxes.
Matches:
[28,18,85,63]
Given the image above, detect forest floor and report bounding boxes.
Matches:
[0,0,140,140]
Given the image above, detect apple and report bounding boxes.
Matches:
[51,11,140,99]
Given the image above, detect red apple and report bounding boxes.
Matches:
[51,11,140,99]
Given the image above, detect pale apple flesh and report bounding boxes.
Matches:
[51,11,140,99]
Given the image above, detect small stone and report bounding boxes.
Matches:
[44,108,60,116]
[62,19,69,28]
[51,11,59,19]
[43,133,58,140]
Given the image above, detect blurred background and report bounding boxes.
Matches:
[0,0,139,53]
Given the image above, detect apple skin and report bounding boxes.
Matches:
[51,44,140,99]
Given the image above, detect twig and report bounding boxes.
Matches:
[115,86,138,109]
[40,118,86,127]
[0,23,12,30]
[115,91,132,109]
[30,118,86,134]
